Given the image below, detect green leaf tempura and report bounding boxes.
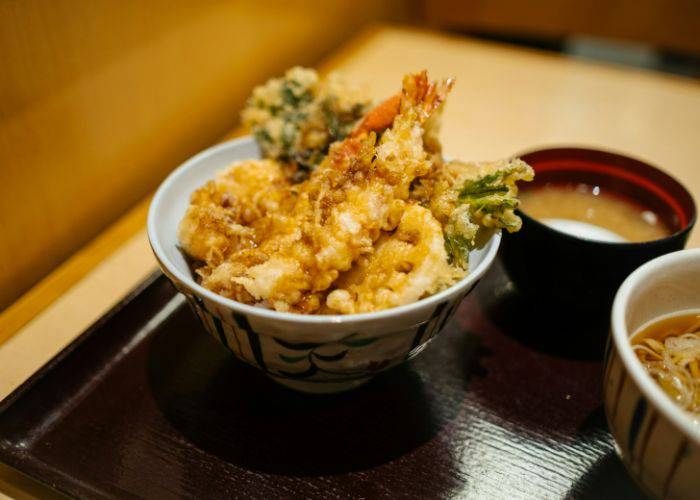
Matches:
[427,158,534,267]
[457,159,533,231]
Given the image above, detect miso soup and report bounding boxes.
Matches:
[520,184,671,243]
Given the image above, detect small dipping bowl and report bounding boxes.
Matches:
[500,147,696,315]
[605,248,700,499]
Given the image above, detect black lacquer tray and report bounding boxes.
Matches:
[0,258,645,499]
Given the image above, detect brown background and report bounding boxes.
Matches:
[0,0,411,309]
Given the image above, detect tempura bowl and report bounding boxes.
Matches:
[605,248,700,499]
[147,136,501,393]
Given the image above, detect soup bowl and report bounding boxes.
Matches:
[605,248,700,499]
[147,136,501,393]
[500,147,696,315]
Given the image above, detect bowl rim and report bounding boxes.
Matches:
[147,136,501,324]
[611,247,700,447]
[513,145,697,247]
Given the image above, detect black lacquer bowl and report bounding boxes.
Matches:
[500,147,696,317]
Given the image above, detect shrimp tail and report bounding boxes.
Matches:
[351,71,455,137]
[400,70,455,123]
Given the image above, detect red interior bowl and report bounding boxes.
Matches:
[519,148,695,236]
[500,147,696,319]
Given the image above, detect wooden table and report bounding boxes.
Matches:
[1,25,699,498]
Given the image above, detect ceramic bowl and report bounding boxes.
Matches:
[147,136,501,393]
[605,248,700,499]
[500,147,696,315]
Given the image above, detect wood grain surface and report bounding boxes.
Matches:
[1,25,699,498]
[0,264,646,499]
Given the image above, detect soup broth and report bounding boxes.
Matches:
[520,184,671,243]
[632,311,700,421]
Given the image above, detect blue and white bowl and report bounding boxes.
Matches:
[605,248,700,499]
[147,136,501,393]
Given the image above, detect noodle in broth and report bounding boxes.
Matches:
[632,312,700,425]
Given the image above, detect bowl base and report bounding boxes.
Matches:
[269,375,373,394]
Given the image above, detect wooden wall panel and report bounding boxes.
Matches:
[0,0,409,309]
[423,0,700,54]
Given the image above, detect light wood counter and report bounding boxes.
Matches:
[1,25,699,498]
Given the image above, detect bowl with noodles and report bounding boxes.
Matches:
[605,248,700,498]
